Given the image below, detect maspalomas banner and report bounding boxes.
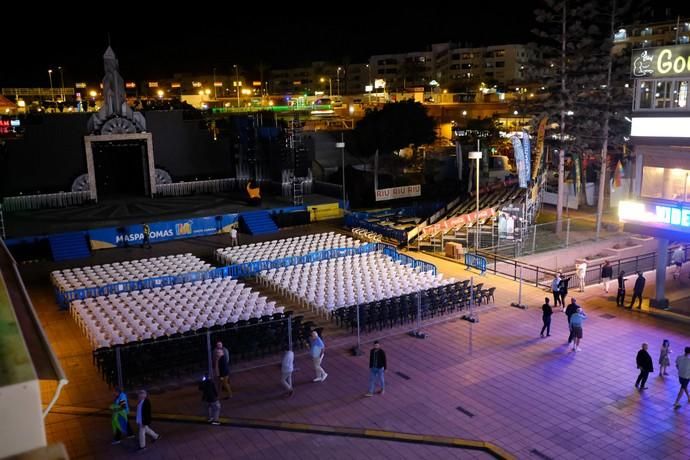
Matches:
[89,213,239,250]
[375,185,422,201]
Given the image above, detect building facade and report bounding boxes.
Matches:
[619,43,690,308]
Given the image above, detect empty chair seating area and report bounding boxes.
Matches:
[258,252,453,317]
[71,277,283,350]
[216,232,360,265]
[51,254,211,292]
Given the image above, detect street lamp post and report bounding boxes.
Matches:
[48,69,54,103]
[336,67,342,96]
[366,64,372,103]
[336,135,346,209]
[234,65,240,108]
[468,150,483,252]
[58,66,65,102]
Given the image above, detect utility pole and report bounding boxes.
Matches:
[234,64,240,108]
[58,66,65,102]
[556,1,567,234]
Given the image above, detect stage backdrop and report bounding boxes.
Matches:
[89,213,238,249]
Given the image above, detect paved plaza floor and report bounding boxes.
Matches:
[26,227,690,459]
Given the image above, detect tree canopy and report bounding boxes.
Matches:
[352,100,436,157]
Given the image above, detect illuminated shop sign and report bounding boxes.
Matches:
[631,44,690,78]
[619,200,690,228]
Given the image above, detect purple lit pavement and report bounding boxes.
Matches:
[35,239,690,459]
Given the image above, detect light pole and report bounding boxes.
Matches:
[366,64,372,103]
[469,150,483,252]
[336,135,346,209]
[58,66,65,102]
[234,65,240,108]
[336,67,342,96]
[48,69,54,103]
[213,67,217,100]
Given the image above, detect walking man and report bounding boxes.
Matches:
[565,298,580,344]
[540,297,552,338]
[281,348,295,396]
[673,347,690,409]
[559,276,570,308]
[198,374,221,425]
[569,307,587,352]
[135,390,160,450]
[309,330,327,383]
[629,272,646,309]
[671,246,685,280]
[365,340,387,397]
[635,343,653,390]
[142,223,151,249]
[214,348,232,399]
[601,261,613,293]
[616,271,627,307]
[551,273,562,308]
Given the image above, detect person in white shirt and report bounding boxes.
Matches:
[674,347,690,409]
[135,390,160,450]
[230,226,239,247]
[576,262,587,292]
[281,349,295,396]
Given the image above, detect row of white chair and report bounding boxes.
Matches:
[216,232,359,265]
[259,252,451,316]
[70,277,284,349]
[51,254,210,291]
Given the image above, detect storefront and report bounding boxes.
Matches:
[621,44,690,307]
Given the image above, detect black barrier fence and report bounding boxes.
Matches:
[94,316,294,388]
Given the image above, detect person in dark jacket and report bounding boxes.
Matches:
[199,375,221,425]
[601,261,613,293]
[635,343,654,390]
[365,341,387,397]
[135,390,160,450]
[565,298,580,344]
[142,224,151,249]
[559,277,570,307]
[616,271,626,307]
[540,297,553,338]
[629,272,646,309]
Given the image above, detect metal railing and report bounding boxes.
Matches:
[155,178,243,197]
[478,243,690,289]
[2,191,91,212]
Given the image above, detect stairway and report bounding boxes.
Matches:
[48,232,91,262]
[240,211,279,236]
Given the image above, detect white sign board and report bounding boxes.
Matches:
[375,185,421,201]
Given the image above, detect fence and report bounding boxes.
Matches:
[93,281,489,387]
[56,243,436,307]
[2,191,91,212]
[155,178,244,197]
[95,317,294,388]
[478,243,690,289]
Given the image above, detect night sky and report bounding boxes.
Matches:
[2,2,689,87]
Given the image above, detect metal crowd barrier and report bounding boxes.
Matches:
[155,178,238,197]
[56,242,437,308]
[2,191,91,212]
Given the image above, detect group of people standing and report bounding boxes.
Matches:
[635,340,690,409]
[540,296,587,352]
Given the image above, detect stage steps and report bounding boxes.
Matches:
[49,232,91,262]
[240,211,279,236]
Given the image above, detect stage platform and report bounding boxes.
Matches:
[3,192,338,238]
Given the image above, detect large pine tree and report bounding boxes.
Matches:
[528,0,635,233]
